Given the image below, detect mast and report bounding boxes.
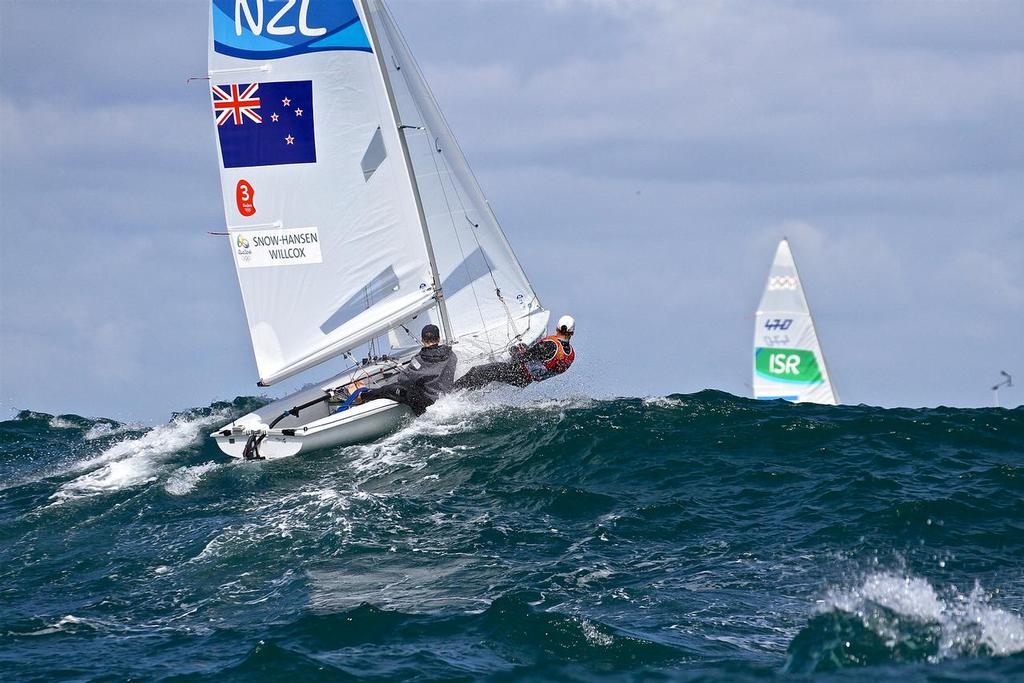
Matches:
[359,0,454,343]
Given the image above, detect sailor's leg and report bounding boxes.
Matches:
[453,363,500,389]
[454,361,527,390]
[408,398,430,416]
[360,385,426,416]
[360,385,404,403]
[505,372,534,388]
[494,361,534,387]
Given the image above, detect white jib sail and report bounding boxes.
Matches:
[367,0,549,363]
[208,0,440,386]
[753,239,838,405]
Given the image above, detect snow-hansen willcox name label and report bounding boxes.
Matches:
[233,226,322,268]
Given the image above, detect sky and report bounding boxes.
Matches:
[1,0,1022,423]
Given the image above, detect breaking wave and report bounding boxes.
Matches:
[786,572,1024,672]
[49,409,230,505]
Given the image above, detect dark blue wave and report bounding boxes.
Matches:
[1,392,1022,681]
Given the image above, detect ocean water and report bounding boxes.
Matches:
[1,391,1023,681]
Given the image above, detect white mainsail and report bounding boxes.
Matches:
[208,0,545,386]
[753,239,838,405]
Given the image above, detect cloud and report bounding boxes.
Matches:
[411,0,1024,187]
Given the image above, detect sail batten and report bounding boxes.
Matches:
[752,239,838,405]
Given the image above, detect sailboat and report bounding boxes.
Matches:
[206,0,549,459]
[752,239,839,405]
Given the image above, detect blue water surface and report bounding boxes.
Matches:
[1,392,1023,681]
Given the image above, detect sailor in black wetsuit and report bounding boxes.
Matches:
[357,324,457,415]
[454,315,577,390]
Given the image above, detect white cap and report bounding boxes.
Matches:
[556,314,575,334]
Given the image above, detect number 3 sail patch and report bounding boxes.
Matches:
[236,179,256,216]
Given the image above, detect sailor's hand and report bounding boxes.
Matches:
[511,343,528,354]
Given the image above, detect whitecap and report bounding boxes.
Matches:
[83,421,143,441]
[10,615,92,637]
[345,391,497,474]
[642,396,685,408]
[344,391,592,476]
[823,573,945,622]
[579,617,614,647]
[164,462,221,496]
[49,411,227,505]
[819,572,1024,660]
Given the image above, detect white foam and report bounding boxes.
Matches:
[820,572,1024,660]
[50,411,226,505]
[83,421,143,441]
[407,390,498,433]
[642,396,686,408]
[576,567,615,586]
[11,615,91,637]
[579,618,614,647]
[344,391,595,476]
[46,416,142,440]
[824,573,945,622]
[164,462,221,496]
[345,391,500,474]
[944,583,1024,657]
[189,486,356,564]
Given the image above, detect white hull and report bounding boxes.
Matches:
[211,359,417,460]
[213,399,413,460]
[210,312,551,461]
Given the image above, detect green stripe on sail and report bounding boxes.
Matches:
[754,348,823,384]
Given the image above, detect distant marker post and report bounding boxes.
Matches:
[991,371,1012,407]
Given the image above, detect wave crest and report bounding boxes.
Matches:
[786,573,1024,672]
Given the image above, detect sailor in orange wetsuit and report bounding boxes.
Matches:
[454,315,576,390]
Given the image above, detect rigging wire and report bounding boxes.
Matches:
[377,0,533,356]
[440,146,524,349]
[419,130,493,352]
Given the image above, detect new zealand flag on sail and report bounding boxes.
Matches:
[213,80,316,168]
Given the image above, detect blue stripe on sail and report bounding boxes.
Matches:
[307,21,372,52]
[212,1,371,59]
